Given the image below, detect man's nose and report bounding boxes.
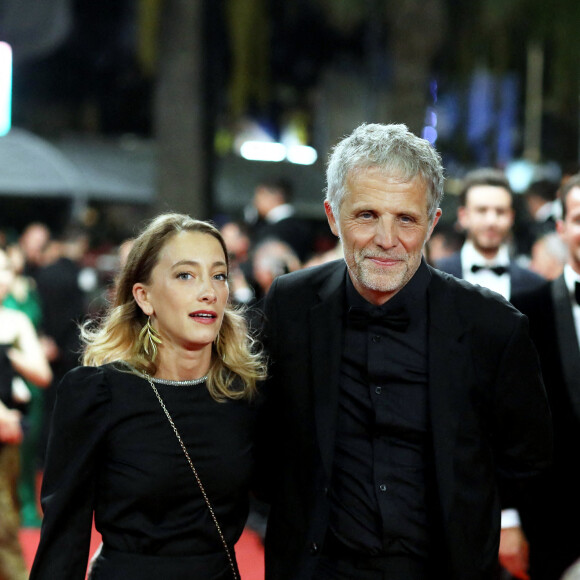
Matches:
[374,218,397,248]
[484,209,499,223]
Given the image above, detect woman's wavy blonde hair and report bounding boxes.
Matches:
[82,213,266,401]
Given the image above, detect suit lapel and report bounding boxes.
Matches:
[427,269,471,514]
[310,263,346,480]
[551,276,580,417]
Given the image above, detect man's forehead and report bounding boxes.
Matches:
[465,184,512,206]
[565,186,580,212]
[348,165,424,185]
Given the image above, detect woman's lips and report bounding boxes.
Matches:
[189,311,218,324]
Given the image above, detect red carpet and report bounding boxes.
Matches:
[20,525,265,579]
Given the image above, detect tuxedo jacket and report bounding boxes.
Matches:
[512,277,580,579]
[257,260,551,580]
[435,251,545,299]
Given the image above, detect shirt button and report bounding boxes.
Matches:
[375,386,382,395]
[310,542,319,554]
[372,335,381,343]
[379,483,387,492]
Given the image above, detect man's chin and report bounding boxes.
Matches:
[360,268,407,294]
[476,240,502,252]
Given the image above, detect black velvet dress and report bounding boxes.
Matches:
[30,363,259,580]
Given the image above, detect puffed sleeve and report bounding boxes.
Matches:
[30,366,111,580]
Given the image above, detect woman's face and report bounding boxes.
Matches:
[134,231,229,354]
[0,250,15,303]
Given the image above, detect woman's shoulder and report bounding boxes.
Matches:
[60,361,147,398]
[58,364,126,399]
[63,361,132,379]
[51,366,121,424]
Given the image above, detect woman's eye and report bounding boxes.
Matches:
[177,272,192,280]
[214,273,228,281]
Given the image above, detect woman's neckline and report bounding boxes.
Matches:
[121,362,208,386]
[148,374,208,386]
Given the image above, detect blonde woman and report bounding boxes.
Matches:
[31,214,266,580]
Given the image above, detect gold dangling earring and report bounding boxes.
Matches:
[139,316,162,361]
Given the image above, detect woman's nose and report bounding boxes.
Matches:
[198,278,217,303]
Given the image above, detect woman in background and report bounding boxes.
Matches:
[0,246,52,580]
[30,213,266,580]
[4,243,45,528]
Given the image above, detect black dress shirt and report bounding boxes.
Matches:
[328,261,433,560]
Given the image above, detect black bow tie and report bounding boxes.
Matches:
[347,305,410,332]
[471,264,508,276]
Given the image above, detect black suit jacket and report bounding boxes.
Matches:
[512,276,580,579]
[257,260,551,580]
[435,251,545,299]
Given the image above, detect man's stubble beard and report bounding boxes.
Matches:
[350,250,419,294]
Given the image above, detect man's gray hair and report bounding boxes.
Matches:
[325,123,445,223]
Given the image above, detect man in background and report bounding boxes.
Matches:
[524,179,561,239]
[246,177,314,263]
[436,168,545,301]
[35,226,91,464]
[512,174,580,580]
[436,168,546,578]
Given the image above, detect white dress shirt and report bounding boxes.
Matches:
[563,264,580,351]
[461,241,511,300]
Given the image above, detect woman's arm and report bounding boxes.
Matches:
[0,399,22,444]
[7,311,52,387]
[30,366,110,579]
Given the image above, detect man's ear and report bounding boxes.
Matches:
[457,205,468,231]
[324,201,340,237]
[426,208,443,242]
[133,283,153,316]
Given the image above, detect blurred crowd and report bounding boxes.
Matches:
[0,162,579,579]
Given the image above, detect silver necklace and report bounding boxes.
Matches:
[124,363,208,386]
[149,375,208,386]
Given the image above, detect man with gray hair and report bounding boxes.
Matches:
[257,123,552,580]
